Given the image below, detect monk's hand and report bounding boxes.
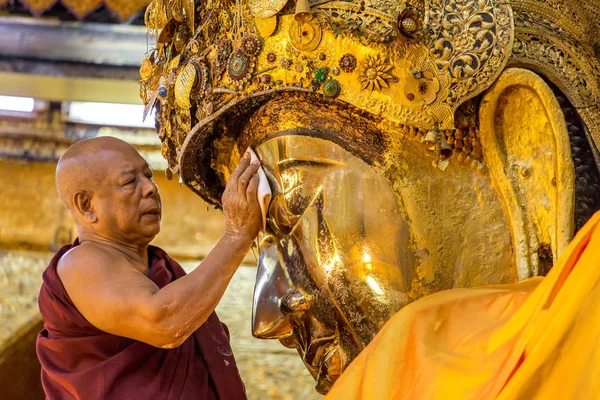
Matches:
[222,151,262,243]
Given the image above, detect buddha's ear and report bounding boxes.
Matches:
[479,68,575,280]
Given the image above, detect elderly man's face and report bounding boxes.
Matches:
[92,146,162,243]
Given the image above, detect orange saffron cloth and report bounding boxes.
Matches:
[326,212,600,400]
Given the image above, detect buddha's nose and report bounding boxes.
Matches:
[252,241,302,339]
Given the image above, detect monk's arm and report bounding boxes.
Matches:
[58,156,262,348]
[145,233,253,347]
[58,233,253,348]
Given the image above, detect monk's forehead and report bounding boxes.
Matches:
[85,146,148,178]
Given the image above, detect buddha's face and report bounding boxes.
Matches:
[251,134,416,394]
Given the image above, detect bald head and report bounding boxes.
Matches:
[56,137,142,213]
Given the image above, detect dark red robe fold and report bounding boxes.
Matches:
[36,241,247,400]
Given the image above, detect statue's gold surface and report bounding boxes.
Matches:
[480,68,575,279]
[249,116,517,392]
[142,0,600,393]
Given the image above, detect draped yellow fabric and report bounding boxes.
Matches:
[326,212,600,400]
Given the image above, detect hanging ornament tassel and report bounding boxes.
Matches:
[422,123,440,148]
[439,135,453,159]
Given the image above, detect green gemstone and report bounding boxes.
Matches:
[314,67,328,83]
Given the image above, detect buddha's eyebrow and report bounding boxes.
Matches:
[277,158,342,171]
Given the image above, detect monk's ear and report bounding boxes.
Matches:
[73,191,97,223]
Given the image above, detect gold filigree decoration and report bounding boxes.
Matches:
[142,0,587,196]
[315,1,401,44]
[508,1,600,148]
[426,0,513,109]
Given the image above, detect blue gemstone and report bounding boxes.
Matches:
[158,87,168,98]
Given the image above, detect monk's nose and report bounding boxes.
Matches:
[252,242,298,339]
[142,176,158,198]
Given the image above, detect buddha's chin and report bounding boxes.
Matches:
[314,346,347,395]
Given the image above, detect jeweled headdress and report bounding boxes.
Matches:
[140,0,513,205]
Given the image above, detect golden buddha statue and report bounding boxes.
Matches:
[141,0,600,393]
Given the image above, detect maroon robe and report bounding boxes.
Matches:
[36,241,247,400]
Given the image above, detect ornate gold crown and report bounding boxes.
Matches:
[140,0,513,203]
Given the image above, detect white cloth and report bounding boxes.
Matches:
[247,148,272,231]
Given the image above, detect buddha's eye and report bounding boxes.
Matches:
[267,160,338,236]
[267,193,301,237]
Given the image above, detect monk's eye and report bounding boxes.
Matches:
[123,178,135,186]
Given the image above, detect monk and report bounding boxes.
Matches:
[326,212,600,399]
[36,137,262,399]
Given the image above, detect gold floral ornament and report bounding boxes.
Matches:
[402,68,441,105]
[139,0,515,201]
[397,9,423,41]
[358,55,394,92]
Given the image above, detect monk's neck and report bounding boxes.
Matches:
[78,231,150,266]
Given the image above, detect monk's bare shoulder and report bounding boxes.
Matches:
[57,242,124,284]
[54,242,161,338]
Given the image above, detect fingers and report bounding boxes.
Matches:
[246,173,260,204]
[229,151,252,184]
[238,161,260,194]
